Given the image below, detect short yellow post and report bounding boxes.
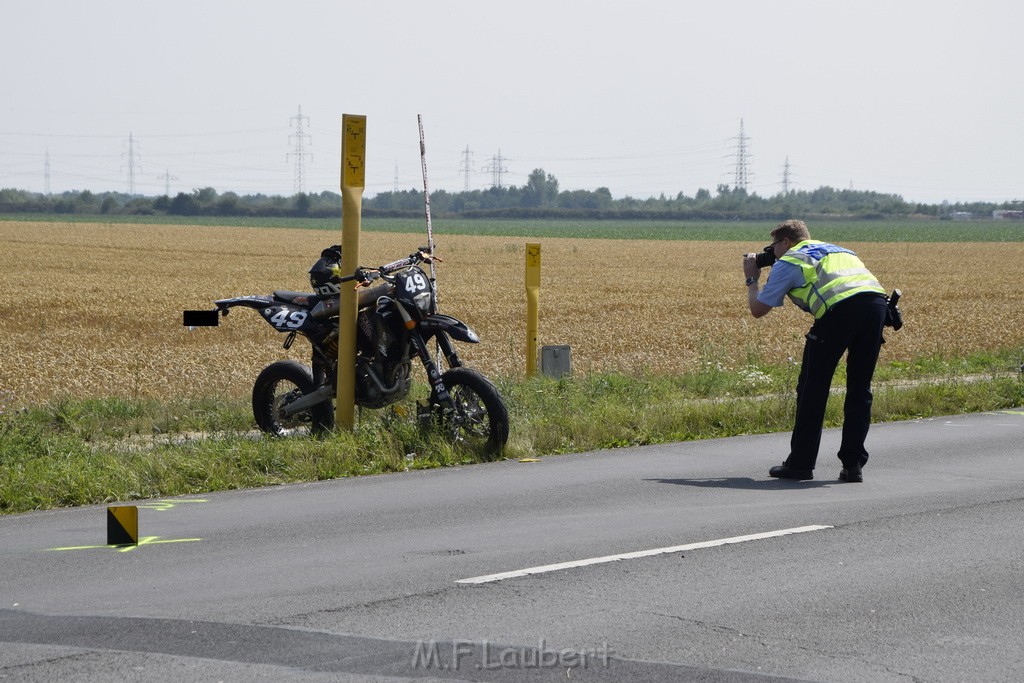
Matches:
[525,243,541,376]
[336,114,366,430]
[107,505,138,546]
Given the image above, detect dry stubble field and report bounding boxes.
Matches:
[2,220,1021,404]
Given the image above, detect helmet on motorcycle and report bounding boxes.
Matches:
[320,244,342,261]
[308,245,343,295]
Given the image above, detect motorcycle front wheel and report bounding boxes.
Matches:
[429,367,510,456]
[252,360,334,437]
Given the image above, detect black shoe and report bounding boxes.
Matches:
[769,464,814,480]
[839,463,863,483]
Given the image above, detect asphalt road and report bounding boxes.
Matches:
[2,409,1023,681]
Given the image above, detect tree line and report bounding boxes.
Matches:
[1,168,1018,220]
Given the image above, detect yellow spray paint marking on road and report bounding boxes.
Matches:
[49,536,202,553]
[998,410,1024,416]
[137,498,208,511]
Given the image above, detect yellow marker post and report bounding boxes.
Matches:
[336,114,366,430]
[525,243,541,376]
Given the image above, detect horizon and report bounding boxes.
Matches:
[2,180,1018,209]
[4,1,1021,206]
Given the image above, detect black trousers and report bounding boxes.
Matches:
[786,293,888,471]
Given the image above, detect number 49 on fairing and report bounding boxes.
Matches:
[263,307,309,330]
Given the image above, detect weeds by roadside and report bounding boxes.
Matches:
[2,354,1022,515]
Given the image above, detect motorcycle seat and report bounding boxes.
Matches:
[273,290,318,306]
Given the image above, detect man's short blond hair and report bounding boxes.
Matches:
[771,219,811,243]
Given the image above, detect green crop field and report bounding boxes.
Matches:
[3,213,1022,242]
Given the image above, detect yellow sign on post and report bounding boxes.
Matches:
[525,243,541,376]
[343,116,367,188]
[336,114,366,430]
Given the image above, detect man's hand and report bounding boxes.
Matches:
[743,253,760,280]
[743,253,772,318]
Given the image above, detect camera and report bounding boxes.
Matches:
[754,244,777,268]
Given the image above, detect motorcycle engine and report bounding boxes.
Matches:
[354,358,412,408]
[357,310,377,355]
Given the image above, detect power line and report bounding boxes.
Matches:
[122,132,140,195]
[731,119,751,191]
[459,145,474,191]
[0,128,280,139]
[156,169,179,196]
[287,105,312,195]
[482,150,508,189]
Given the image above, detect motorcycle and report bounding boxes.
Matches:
[206,246,509,454]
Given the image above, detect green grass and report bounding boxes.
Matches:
[2,350,1022,515]
[4,213,1024,242]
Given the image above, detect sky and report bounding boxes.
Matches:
[2,0,1022,205]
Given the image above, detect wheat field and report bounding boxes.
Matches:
[1,220,1021,403]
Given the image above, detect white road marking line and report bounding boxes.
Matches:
[456,525,833,585]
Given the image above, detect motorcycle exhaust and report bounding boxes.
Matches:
[362,361,406,394]
[280,385,335,418]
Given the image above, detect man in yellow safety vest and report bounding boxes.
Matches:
[743,219,889,483]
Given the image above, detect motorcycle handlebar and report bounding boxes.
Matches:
[379,256,416,273]
[334,248,438,289]
[381,248,436,272]
[355,249,437,280]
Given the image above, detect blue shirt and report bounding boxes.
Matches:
[757,260,806,308]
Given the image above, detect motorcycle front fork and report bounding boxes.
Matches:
[434,333,463,370]
[409,333,448,403]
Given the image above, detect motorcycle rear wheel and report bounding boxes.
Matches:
[252,360,334,436]
[430,367,509,456]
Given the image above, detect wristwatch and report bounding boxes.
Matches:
[745,276,759,287]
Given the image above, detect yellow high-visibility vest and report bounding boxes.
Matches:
[780,240,885,319]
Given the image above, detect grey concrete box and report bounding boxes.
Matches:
[540,345,571,379]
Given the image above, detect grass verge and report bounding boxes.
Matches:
[2,353,1022,515]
